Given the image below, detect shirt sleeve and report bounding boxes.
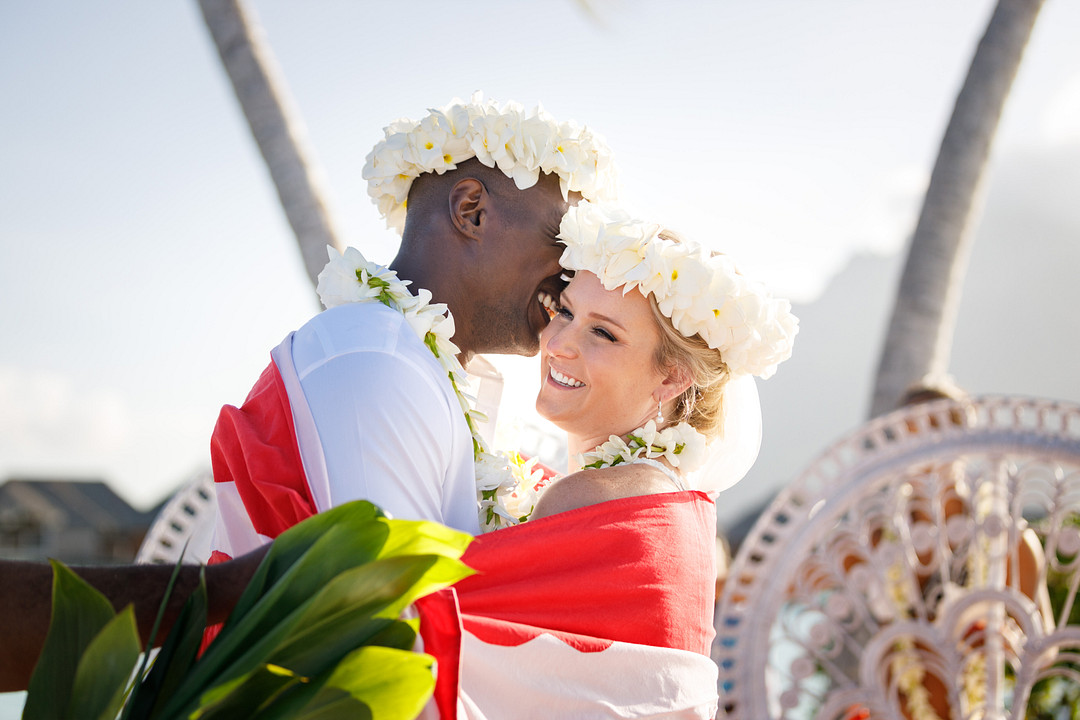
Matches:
[298,348,459,525]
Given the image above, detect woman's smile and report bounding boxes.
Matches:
[548,366,585,389]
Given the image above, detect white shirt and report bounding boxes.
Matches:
[290,302,480,535]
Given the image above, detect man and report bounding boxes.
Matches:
[1,97,618,693]
[208,96,617,560]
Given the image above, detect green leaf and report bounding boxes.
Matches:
[285,689,373,720]
[154,584,313,719]
[191,663,307,719]
[190,519,389,679]
[235,674,332,720]
[124,567,209,720]
[154,505,393,718]
[364,618,420,652]
[375,517,473,564]
[67,606,141,720]
[130,545,190,681]
[146,542,191,648]
[270,554,471,677]
[228,502,388,624]
[304,646,435,720]
[156,505,467,720]
[258,649,433,720]
[240,621,419,720]
[379,555,473,615]
[204,507,466,685]
[259,555,441,675]
[23,560,119,720]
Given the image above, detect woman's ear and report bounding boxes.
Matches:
[448,177,487,239]
[659,363,694,403]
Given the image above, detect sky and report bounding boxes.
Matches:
[1,0,1079,514]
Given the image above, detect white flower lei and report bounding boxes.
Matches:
[577,420,708,474]
[558,201,799,380]
[363,93,619,233]
[317,246,539,532]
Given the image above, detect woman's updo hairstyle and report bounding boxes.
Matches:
[649,229,731,440]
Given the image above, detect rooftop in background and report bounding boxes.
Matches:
[0,478,154,564]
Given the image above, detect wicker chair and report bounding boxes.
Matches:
[714,396,1080,719]
[135,469,217,565]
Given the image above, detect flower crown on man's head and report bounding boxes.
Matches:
[557,201,799,379]
[363,93,619,233]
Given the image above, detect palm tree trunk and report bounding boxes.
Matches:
[198,0,341,289]
[870,0,1044,417]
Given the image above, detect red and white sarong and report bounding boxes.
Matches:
[418,491,720,719]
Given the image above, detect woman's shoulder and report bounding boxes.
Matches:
[530,462,681,520]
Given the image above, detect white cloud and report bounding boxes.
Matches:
[0,365,130,471]
[0,365,218,507]
[1041,72,1080,147]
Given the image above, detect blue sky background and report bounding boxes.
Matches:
[1,0,1079,513]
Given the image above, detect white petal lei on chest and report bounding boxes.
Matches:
[571,375,762,496]
[316,245,538,532]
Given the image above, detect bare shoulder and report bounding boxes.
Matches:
[531,463,678,520]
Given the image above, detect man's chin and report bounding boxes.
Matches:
[516,314,548,357]
[473,331,540,358]
[510,324,545,357]
[508,336,541,358]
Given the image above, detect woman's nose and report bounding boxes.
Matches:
[542,323,576,358]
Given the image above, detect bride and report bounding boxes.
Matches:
[497,198,797,521]
[429,199,798,719]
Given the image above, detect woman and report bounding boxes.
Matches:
[424,200,798,719]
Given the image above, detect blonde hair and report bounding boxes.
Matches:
[648,229,732,440]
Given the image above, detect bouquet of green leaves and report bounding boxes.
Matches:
[22,500,472,720]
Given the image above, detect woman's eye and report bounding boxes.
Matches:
[594,327,616,342]
[557,306,573,320]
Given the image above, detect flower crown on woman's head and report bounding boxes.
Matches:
[557,201,799,379]
[363,93,619,233]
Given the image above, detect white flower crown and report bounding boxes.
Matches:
[363,93,619,233]
[557,201,799,379]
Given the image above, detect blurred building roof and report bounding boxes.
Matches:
[0,477,152,533]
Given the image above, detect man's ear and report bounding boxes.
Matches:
[448,177,487,240]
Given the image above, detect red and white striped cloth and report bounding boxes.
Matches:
[204,336,720,718]
[207,338,327,563]
[418,491,720,719]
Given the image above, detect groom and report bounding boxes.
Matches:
[1,98,617,691]
[209,97,617,559]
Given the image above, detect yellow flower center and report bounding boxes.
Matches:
[713,308,721,318]
[424,141,434,150]
[443,153,453,164]
[671,269,679,281]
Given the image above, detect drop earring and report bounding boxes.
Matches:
[656,398,664,423]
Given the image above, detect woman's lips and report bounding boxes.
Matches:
[548,366,585,388]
